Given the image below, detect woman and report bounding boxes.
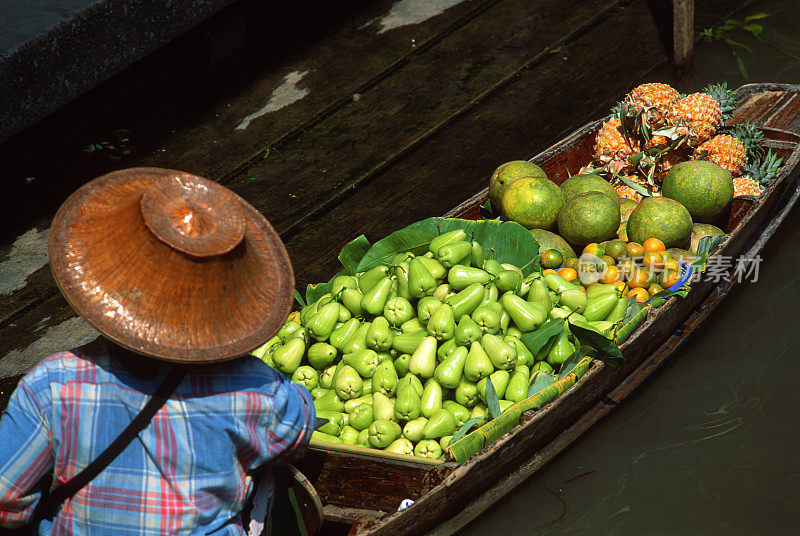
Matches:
[0,168,315,535]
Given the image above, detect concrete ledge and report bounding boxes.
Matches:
[0,0,238,143]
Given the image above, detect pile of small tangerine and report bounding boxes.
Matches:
[540,238,688,303]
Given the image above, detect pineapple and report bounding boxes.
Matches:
[692,135,747,175]
[659,151,689,180]
[615,181,643,202]
[645,135,670,149]
[692,124,765,176]
[613,174,660,202]
[625,83,680,130]
[670,83,737,146]
[734,148,783,196]
[595,117,640,172]
[733,175,763,197]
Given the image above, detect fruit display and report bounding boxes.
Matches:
[486,81,786,289]
[587,82,783,200]
[252,223,636,460]
[251,81,785,464]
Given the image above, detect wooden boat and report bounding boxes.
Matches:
[292,83,800,536]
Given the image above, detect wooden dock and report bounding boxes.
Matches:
[0,0,753,407]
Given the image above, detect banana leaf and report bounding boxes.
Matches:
[306,281,333,306]
[569,324,623,365]
[406,218,540,275]
[447,356,593,463]
[355,228,437,272]
[520,318,565,354]
[339,235,371,273]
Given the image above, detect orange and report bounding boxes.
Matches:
[564,258,580,270]
[600,255,616,267]
[643,238,666,252]
[601,265,622,284]
[626,242,645,259]
[612,281,628,294]
[604,240,628,260]
[557,267,578,281]
[617,258,637,278]
[583,243,605,257]
[540,248,565,270]
[627,267,651,288]
[542,269,558,275]
[663,258,680,272]
[661,269,681,288]
[627,287,649,302]
[647,283,664,296]
[642,251,664,271]
[499,176,565,229]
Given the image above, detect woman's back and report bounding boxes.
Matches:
[0,339,314,535]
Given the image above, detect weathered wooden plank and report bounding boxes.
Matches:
[0,0,493,328]
[0,294,99,381]
[279,0,667,290]
[134,0,499,180]
[764,94,800,132]
[732,91,792,125]
[323,505,385,525]
[293,448,453,512]
[0,0,607,331]
[0,375,22,412]
[223,0,623,235]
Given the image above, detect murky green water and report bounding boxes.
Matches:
[465,2,800,535]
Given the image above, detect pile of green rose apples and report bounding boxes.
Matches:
[255,230,624,460]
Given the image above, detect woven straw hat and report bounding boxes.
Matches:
[49,168,295,363]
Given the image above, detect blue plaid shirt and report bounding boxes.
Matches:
[0,339,314,534]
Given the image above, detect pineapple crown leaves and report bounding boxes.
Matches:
[703,82,738,121]
[726,123,766,161]
[745,148,784,186]
[609,101,625,118]
[613,101,652,148]
[616,174,655,198]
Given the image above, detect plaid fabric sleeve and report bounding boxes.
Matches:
[0,374,53,527]
[261,373,315,467]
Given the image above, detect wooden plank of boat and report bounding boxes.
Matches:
[291,83,800,536]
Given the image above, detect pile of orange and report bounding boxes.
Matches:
[541,236,688,303]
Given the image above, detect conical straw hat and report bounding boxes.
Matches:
[49,167,294,363]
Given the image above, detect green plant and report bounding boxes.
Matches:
[701,13,800,79]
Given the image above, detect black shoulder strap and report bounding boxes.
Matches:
[35,365,187,519]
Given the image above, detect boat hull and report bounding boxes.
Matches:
[294,83,800,536]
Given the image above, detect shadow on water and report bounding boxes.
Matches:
[465,1,800,534]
